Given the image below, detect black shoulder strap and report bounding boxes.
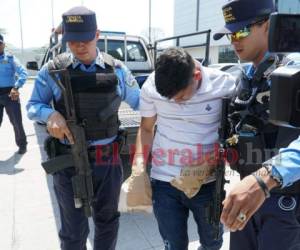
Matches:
[48,53,73,71]
[101,52,115,68]
[252,54,280,84]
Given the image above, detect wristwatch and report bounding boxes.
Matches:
[262,163,283,187]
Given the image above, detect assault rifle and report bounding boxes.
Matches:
[49,69,94,217]
[210,97,230,239]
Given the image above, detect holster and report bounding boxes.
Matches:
[116,128,127,153]
[42,137,75,174]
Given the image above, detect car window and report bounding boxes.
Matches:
[97,40,147,62]
[222,65,234,71]
[41,48,52,67]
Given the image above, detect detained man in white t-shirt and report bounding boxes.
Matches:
[132,47,236,250]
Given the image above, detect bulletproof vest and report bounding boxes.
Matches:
[228,55,300,194]
[48,52,121,140]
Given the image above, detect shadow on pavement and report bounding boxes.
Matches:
[0,152,24,175]
[32,122,62,241]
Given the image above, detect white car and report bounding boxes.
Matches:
[208,63,238,71]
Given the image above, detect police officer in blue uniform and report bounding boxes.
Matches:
[27,6,140,250]
[214,0,300,249]
[0,34,28,154]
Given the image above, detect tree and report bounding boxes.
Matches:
[0,28,6,35]
[33,46,48,63]
[33,46,48,55]
[141,27,165,44]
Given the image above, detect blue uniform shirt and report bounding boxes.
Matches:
[27,49,140,145]
[266,136,300,187]
[0,53,28,88]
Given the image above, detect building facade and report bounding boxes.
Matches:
[174,0,300,63]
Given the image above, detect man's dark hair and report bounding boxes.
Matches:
[155,47,195,98]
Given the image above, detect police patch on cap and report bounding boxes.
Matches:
[223,6,236,23]
[213,0,275,40]
[62,6,97,42]
[65,15,84,23]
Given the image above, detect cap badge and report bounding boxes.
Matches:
[66,15,84,23]
[223,6,236,23]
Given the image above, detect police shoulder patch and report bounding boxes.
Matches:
[6,54,14,64]
[113,59,138,88]
[113,59,123,69]
[126,75,138,87]
[124,68,138,88]
[0,60,9,64]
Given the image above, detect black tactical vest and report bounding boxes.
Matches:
[48,52,121,141]
[228,55,300,194]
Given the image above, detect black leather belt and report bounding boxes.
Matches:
[56,142,116,161]
[42,140,120,174]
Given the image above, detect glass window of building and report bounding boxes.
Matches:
[218,45,239,63]
[277,0,300,14]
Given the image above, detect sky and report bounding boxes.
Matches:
[0,0,174,48]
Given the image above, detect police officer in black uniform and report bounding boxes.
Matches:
[214,0,300,249]
[27,6,140,250]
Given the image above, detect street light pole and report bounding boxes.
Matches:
[51,0,55,28]
[18,0,24,63]
[149,0,152,44]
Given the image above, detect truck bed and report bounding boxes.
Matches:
[119,102,141,128]
[118,102,141,178]
[118,102,140,154]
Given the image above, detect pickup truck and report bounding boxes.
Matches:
[27,29,153,86]
[27,28,211,179]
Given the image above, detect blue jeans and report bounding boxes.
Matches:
[151,179,223,250]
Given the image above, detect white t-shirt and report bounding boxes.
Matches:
[140,65,236,182]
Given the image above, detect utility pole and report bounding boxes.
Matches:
[18,0,24,63]
[149,0,152,44]
[196,0,200,31]
[51,0,55,28]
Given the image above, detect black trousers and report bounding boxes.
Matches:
[0,93,27,148]
[53,156,123,250]
[230,193,300,250]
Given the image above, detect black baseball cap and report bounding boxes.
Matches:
[213,0,275,40]
[0,34,4,43]
[62,6,97,42]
